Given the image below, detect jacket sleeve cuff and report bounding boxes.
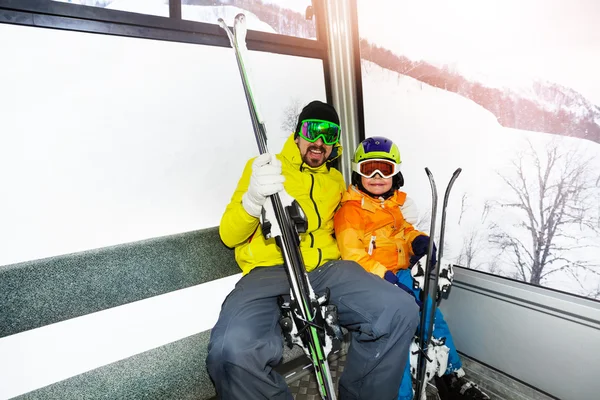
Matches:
[372,263,390,279]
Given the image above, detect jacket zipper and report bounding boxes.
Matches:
[309,175,322,229]
[316,248,322,267]
[309,174,323,267]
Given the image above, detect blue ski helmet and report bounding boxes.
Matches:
[353,136,401,164]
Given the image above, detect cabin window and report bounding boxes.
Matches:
[53,0,169,17]
[0,5,326,266]
[356,0,600,301]
[181,0,317,40]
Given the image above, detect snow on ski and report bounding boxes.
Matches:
[414,167,462,400]
[218,13,339,400]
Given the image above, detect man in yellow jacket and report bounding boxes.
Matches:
[207,100,419,400]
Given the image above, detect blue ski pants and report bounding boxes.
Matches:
[206,260,419,400]
[396,269,462,400]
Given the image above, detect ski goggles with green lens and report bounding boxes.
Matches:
[352,159,401,179]
[298,119,341,145]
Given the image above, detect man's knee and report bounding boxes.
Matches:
[207,325,283,374]
[395,290,420,329]
[376,290,420,337]
[207,327,253,371]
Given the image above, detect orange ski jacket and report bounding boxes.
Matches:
[334,186,426,278]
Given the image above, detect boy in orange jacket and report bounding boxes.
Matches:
[334,137,489,400]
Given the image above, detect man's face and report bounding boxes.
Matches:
[295,136,334,168]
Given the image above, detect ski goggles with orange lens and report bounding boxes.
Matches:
[298,119,341,145]
[352,159,401,179]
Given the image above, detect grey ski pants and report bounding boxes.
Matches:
[206,260,419,400]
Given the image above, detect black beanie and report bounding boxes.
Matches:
[295,100,341,134]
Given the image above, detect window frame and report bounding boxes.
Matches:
[0,0,327,68]
[0,0,379,142]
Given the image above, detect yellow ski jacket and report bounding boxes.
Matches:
[220,134,346,275]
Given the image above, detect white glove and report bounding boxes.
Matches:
[242,153,285,218]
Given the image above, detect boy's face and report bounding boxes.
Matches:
[361,174,393,195]
[295,136,333,168]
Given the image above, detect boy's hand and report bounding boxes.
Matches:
[410,235,437,269]
[383,270,399,285]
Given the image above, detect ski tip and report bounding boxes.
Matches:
[235,13,246,21]
[425,167,432,176]
[450,168,462,182]
[217,18,227,28]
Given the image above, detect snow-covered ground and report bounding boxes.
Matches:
[361,60,600,299]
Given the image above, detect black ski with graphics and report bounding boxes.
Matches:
[414,167,462,399]
[218,13,340,400]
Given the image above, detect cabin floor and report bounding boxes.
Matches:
[279,351,556,400]
[208,348,554,400]
[282,352,440,400]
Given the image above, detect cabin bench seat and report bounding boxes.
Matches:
[0,227,319,400]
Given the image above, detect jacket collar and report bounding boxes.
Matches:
[341,185,405,212]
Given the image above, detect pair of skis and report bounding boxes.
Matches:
[218,14,340,400]
[413,168,462,400]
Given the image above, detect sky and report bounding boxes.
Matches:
[356,0,600,106]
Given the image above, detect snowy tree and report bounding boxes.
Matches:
[456,228,485,270]
[489,140,600,287]
[280,97,302,134]
[456,193,486,270]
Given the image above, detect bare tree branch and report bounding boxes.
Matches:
[488,139,600,286]
[458,193,467,225]
[457,227,485,270]
[280,97,302,134]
